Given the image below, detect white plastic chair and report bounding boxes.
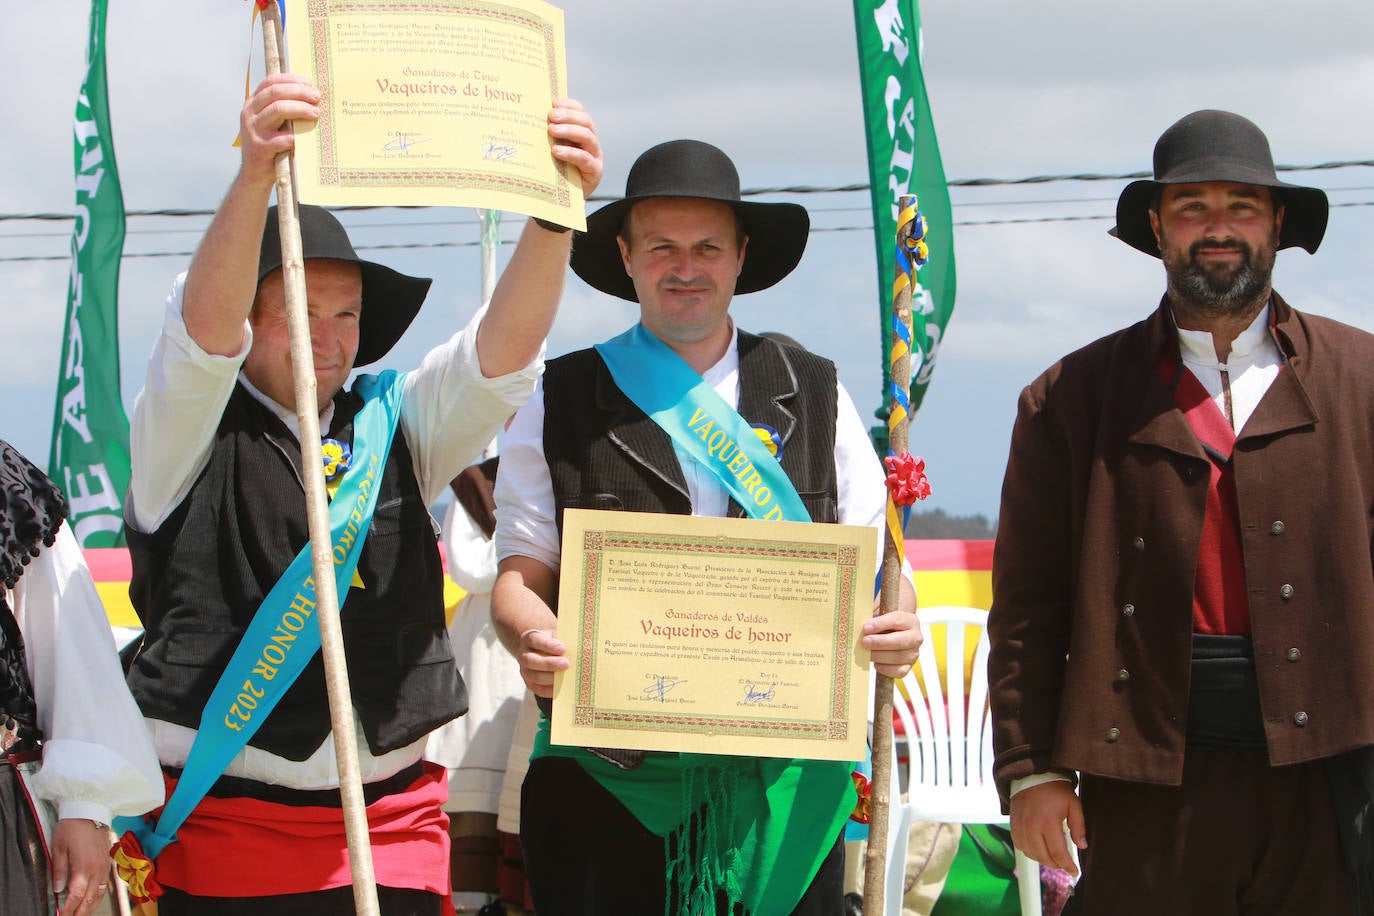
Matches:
[877,605,1042,916]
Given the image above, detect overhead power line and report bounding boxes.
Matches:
[9,184,1374,240]
[2,158,1371,226]
[952,197,1374,227]
[687,158,1374,194]
[942,158,1374,188]
[0,238,507,264]
[2,161,1371,262]
[4,198,1374,263]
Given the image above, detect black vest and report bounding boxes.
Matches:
[126,383,465,761]
[542,331,841,547]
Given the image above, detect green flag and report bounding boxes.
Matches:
[50,0,130,548]
[852,0,956,417]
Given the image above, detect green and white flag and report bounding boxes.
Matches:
[50,0,130,547]
[852,0,956,416]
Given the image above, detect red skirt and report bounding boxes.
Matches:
[154,762,452,905]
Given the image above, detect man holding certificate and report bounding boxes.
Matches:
[118,73,601,914]
[492,139,921,915]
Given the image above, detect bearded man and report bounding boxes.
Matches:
[987,109,1374,914]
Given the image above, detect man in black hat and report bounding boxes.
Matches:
[119,73,602,914]
[988,109,1374,914]
[490,138,921,914]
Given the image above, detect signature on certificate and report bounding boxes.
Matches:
[383,132,431,154]
[742,683,778,705]
[483,141,518,162]
[643,676,686,701]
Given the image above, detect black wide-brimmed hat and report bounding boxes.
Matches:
[570,139,810,302]
[1111,109,1329,257]
[259,204,432,366]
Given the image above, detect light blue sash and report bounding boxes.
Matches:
[546,327,856,914]
[114,370,407,859]
[594,324,811,522]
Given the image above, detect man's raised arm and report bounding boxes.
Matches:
[181,74,322,357]
[476,99,603,378]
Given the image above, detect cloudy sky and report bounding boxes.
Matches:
[4,1,1373,520]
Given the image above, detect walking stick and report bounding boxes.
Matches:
[863,194,924,913]
[258,5,381,914]
[110,854,133,916]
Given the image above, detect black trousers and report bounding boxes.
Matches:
[157,885,442,915]
[522,756,846,915]
[1064,750,1351,916]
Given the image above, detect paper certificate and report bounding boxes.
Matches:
[551,509,877,761]
[285,0,585,227]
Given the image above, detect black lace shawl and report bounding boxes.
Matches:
[0,440,67,750]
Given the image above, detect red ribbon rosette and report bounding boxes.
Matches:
[849,770,872,824]
[884,452,932,506]
[112,830,163,904]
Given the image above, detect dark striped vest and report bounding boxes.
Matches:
[126,383,465,761]
[542,331,841,551]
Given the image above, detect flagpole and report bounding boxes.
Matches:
[864,193,920,913]
[851,0,957,438]
[259,5,381,915]
[477,208,500,304]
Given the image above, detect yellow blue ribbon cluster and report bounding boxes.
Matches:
[321,439,351,482]
[886,200,931,563]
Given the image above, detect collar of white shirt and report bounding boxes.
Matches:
[237,373,337,443]
[1175,304,1274,371]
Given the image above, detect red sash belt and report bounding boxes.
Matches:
[152,761,453,908]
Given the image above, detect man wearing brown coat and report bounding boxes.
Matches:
[988,109,1374,914]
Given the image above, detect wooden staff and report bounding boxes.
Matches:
[863,193,920,913]
[110,855,133,916]
[258,5,381,914]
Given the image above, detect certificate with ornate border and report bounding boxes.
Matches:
[551,509,876,761]
[285,0,585,227]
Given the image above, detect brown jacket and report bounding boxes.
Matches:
[988,294,1374,806]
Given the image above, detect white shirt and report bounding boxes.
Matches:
[1175,304,1283,434]
[495,325,896,573]
[4,523,164,824]
[126,274,543,790]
